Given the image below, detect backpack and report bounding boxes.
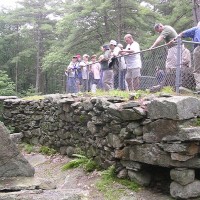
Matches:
[108,56,119,70]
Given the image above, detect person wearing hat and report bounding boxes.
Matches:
[65,56,79,93]
[90,55,101,93]
[75,54,82,92]
[109,40,121,89]
[79,54,91,92]
[99,44,113,91]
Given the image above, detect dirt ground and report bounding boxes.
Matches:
[0,152,173,200]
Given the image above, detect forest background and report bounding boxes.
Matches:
[0,0,199,96]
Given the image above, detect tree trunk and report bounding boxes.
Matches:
[192,0,200,25]
[117,0,122,42]
[35,25,41,93]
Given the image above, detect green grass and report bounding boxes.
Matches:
[96,166,140,200]
[22,95,44,100]
[39,146,56,155]
[62,154,99,172]
[82,89,151,100]
[195,118,200,126]
[24,143,34,154]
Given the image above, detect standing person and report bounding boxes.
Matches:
[79,54,91,92]
[90,55,101,93]
[120,34,142,91]
[117,43,127,90]
[109,40,121,89]
[178,22,200,91]
[150,23,192,91]
[76,54,82,92]
[99,44,113,91]
[65,56,78,93]
[150,23,178,72]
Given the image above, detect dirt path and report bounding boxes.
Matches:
[0,153,173,200]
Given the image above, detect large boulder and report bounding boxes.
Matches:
[147,96,200,120]
[0,122,34,177]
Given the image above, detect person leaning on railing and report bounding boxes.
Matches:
[178,22,200,92]
[150,23,178,74]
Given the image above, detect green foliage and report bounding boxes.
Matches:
[0,0,194,95]
[160,86,175,94]
[6,125,15,133]
[0,70,15,96]
[96,166,140,200]
[62,154,99,172]
[195,118,200,126]
[21,85,42,97]
[39,146,57,156]
[24,144,34,154]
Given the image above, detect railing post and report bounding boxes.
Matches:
[175,37,182,94]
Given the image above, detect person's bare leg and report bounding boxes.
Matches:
[133,77,140,91]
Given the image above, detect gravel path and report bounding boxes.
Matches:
[0,153,173,200]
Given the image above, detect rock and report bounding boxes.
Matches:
[38,179,57,190]
[170,168,195,185]
[106,133,124,148]
[0,122,34,177]
[121,101,140,109]
[128,170,151,186]
[143,119,179,143]
[147,96,200,120]
[10,132,23,144]
[120,160,142,171]
[170,180,200,199]
[117,169,128,179]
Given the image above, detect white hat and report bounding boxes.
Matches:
[83,54,89,58]
[109,40,117,46]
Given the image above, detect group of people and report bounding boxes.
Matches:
[65,21,200,93]
[65,34,142,93]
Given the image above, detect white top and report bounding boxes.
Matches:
[79,61,91,79]
[91,62,101,79]
[67,62,78,77]
[124,41,142,69]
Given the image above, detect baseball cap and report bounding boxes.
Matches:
[83,54,89,58]
[76,54,81,59]
[102,44,109,50]
[109,40,117,46]
[91,54,97,58]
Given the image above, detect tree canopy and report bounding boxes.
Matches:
[0,0,195,95]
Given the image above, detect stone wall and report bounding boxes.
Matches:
[2,94,200,199]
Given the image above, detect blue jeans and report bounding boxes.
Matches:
[67,77,78,93]
[119,69,126,90]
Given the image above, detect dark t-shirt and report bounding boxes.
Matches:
[161,25,178,43]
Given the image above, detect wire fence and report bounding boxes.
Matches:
[65,39,200,94]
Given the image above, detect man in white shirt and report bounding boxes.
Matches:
[120,34,142,91]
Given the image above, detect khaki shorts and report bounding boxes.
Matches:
[126,68,141,79]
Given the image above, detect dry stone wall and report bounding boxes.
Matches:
[2,94,200,199]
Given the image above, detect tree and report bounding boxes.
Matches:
[192,0,200,24]
[0,70,15,96]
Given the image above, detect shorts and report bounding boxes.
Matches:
[126,68,141,79]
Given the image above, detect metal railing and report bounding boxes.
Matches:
[65,39,200,94]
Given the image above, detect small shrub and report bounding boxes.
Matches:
[39,146,56,155]
[96,166,140,200]
[62,154,99,172]
[195,118,200,126]
[24,144,34,154]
